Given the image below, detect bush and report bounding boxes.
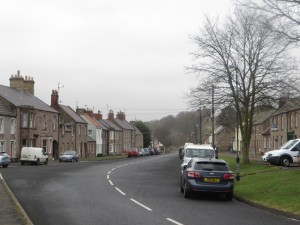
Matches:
[97,153,103,157]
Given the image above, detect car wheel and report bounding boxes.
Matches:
[36,159,40,166]
[21,162,25,165]
[59,159,62,162]
[2,164,8,168]
[183,181,191,198]
[281,156,290,167]
[44,159,48,165]
[71,159,74,163]
[225,193,233,201]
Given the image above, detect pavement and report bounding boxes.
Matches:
[0,169,33,225]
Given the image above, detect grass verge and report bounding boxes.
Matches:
[219,154,300,218]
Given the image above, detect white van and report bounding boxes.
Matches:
[262,139,300,166]
[180,144,216,171]
[20,147,48,165]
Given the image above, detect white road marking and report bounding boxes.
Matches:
[115,187,126,195]
[108,171,111,175]
[109,180,114,186]
[0,173,3,180]
[107,175,109,179]
[166,218,184,225]
[130,198,152,211]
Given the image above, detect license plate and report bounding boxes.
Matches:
[204,177,220,183]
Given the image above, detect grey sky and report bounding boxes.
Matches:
[0,0,231,121]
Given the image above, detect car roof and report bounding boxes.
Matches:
[193,158,226,163]
[185,144,214,150]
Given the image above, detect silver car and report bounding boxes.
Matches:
[59,150,79,162]
[0,151,11,168]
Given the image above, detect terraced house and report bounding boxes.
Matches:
[50,90,88,158]
[0,71,59,161]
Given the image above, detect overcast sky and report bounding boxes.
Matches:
[0,0,232,121]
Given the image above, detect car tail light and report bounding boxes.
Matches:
[187,171,201,178]
[223,173,234,180]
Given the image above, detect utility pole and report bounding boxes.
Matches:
[211,85,215,147]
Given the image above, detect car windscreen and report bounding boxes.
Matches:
[194,162,229,171]
[281,140,298,149]
[185,149,215,158]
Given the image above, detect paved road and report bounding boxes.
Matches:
[1,153,300,225]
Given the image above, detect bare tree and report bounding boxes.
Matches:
[187,8,297,163]
[240,0,300,42]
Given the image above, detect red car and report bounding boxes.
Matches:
[128,148,140,157]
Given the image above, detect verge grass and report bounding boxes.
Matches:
[219,154,300,217]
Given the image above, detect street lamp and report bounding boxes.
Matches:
[229,65,240,181]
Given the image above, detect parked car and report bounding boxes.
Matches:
[139,149,148,156]
[181,144,216,171]
[148,148,155,155]
[180,158,234,200]
[142,148,150,156]
[262,139,300,166]
[59,150,79,162]
[20,147,48,165]
[128,148,140,157]
[0,151,11,168]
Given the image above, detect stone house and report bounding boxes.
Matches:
[250,108,275,155]
[130,122,144,149]
[50,90,88,158]
[113,111,136,152]
[214,125,235,151]
[0,71,59,160]
[0,100,17,161]
[102,115,123,154]
[269,98,300,150]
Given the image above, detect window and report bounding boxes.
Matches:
[65,124,72,132]
[30,112,35,128]
[88,130,93,136]
[11,118,16,134]
[0,117,3,133]
[53,116,56,131]
[0,141,5,151]
[43,114,47,130]
[42,139,47,152]
[109,131,114,140]
[21,112,28,128]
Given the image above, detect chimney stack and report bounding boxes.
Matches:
[51,90,59,109]
[9,70,35,95]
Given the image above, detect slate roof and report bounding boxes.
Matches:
[98,120,109,131]
[0,84,58,113]
[253,109,275,125]
[130,123,142,135]
[59,105,87,124]
[0,100,15,117]
[272,97,300,116]
[114,118,135,130]
[102,120,122,131]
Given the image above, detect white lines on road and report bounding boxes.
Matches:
[166,218,184,225]
[0,172,3,180]
[115,187,126,196]
[106,154,184,225]
[130,198,152,211]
